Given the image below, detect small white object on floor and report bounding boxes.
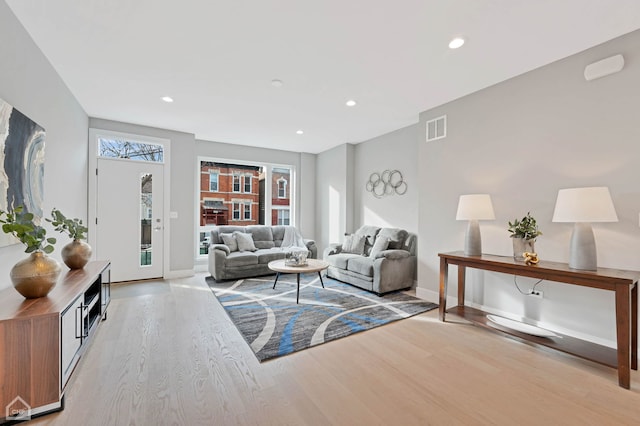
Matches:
[486,314,559,338]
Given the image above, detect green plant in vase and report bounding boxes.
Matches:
[508,212,542,261]
[47,208,92,270]
[0,205,61,298]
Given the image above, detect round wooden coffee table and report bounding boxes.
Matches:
[268,258,330,304]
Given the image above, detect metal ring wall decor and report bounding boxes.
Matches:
[366,169,407,198]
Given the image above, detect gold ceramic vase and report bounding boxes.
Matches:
[11,251,62,298]
[61,239,92,269]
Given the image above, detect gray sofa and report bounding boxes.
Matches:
[323,225,416,295]
[208,225,317,281]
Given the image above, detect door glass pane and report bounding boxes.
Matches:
[141,173,152,266]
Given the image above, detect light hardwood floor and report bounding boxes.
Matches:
[31,273,640,425]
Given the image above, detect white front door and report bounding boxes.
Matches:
[96,158,164,282]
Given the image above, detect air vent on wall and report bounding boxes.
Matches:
[426,115,446,142]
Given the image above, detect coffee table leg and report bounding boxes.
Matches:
[318,271,325,288]
[273,272,280,290]
[296,273,300,304]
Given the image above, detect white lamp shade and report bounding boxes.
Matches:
[456,194,496,221]
[552,187,618,223]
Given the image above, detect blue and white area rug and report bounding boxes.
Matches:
[207,274,438,362]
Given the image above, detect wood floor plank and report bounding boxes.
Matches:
[28,273,640,425]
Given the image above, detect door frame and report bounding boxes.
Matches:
[88,128,171,279]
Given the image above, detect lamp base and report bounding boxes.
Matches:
[569,222,597,270]
[464,220,482,256]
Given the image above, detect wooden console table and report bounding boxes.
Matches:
[438,251,639,389]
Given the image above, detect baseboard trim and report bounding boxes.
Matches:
[164,269,195,279]
[415,286,616,349]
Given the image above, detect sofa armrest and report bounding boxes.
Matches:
[373,249,410,260]
[304,239,318,259]
[323,243,343,259]
[210,243,230,256]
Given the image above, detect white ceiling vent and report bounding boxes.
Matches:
[426,115,446,142]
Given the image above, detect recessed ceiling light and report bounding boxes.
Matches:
[448,37,465,49]
[346,100,357,107]
[161,96,174,103]
[296,130,304,135]
[271,79,283,87]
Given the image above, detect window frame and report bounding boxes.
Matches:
[209,171,219,192]
[232,174,241,192]
[277,178,287,199]
[244,174,252,193]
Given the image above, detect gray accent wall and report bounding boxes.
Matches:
[418,29,640,347]
[0,3,89,291]
[354,124,418,234]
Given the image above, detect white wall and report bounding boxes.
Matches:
[417,29,640,347]
[315,144,353,254]
[353,124,418,234]
[0,3,89,291]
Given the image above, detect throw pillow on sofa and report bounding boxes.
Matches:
[369,236,390,258]
[234,231,257,252]
[220,233,238,252]
[342,234,366,255]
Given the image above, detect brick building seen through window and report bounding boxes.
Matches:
[199,161,290,227]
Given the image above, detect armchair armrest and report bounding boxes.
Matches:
[373,249,410,260]
[210,243,230,255]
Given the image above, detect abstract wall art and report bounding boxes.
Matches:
[0,97,46,248]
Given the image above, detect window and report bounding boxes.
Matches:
[99,137,164,163]
[244,203,251,220]
[232,202,240,220]
[233,174,241,192]
[244,174,252,193]
[277,209,290,225]
[209,172,219,192]
[278,178,287,199]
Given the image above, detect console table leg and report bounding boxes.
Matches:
[615,287,631,389]
[458,266,466,307]
[439,257,448,321]
[633,283,638,370]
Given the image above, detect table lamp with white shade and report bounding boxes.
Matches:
[456,194,496,256]
[552,186,618,270]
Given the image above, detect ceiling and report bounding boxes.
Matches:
[6,1,640,154]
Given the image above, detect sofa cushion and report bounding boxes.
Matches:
[234,231,257,252]
[355,225,381,256]
[378,228,408,250]
[369,236,390,258]
[256,248,286,264]
[225,251,259,267]
[326,253,361,270]
[211,226,246,244]
[247,226,275,249]
[271,226,286,247]
[342,234,366,255]
[347,256,374,277]
[220,232,238,252]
